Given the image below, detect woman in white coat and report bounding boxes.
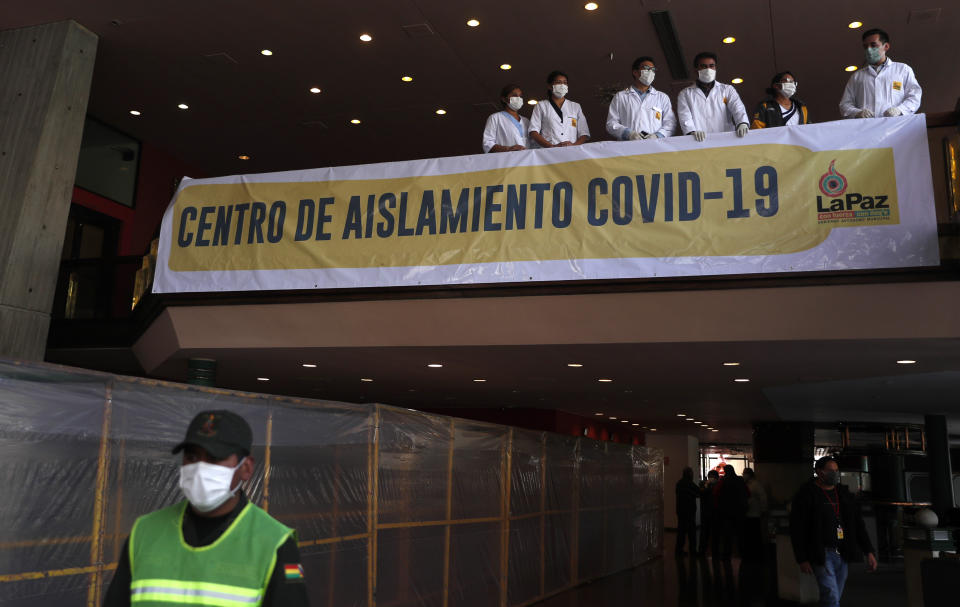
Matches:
[482,84,530,153]
[529,71,590,148]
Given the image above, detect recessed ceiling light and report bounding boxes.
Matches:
[401,76,413,82]
[466,19,479,27]
[711,429,719,432]
[595,412,604,416]
[359,34,372,42]
[435,109,447,115]
[734,378,750,382]
[631,423,639,426]
[129,110,141,116]
[350,119,361,124]
[608,416,618,420]
[732,77,744,84]
[686,418,694,421]
[584,2,599,10]
[257,377,270,381]
[500,63,512,70]
[848,21,863,29]
[177,103,189,110]
[427,363,443,368]
[845,65,858,72]
[260,49,273,56]
[309,87,322,94]
[598,378,613,382]
[620,420,629,423]
[723,362,740,366]
[301,363,317,368]
[238,155,250,160]
[567,363,583,367]
[896,360,917,364]
[649,428,657,432]
[361,378,373,382]
[722,36,736,44]
[677,413,686,417]
[473,378,486,382]
[527,99,538,105]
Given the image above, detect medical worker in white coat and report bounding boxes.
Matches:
[677,52,749,142]
[529,70,590,148]
[482,84,531,153]
[606,56,677,141]
[839,28,921,119]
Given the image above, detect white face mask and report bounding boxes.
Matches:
[179,457,245,513]
[697,68,716,84]
[637,69,655,86]
[507,96,524,111]
[551,84,568,98]
[779,82,797,98]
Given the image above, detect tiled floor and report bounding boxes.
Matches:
[537,532,907,606]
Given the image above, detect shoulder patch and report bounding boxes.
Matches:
[283,563,305,581]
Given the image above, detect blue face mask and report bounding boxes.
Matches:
[865,46,883,64]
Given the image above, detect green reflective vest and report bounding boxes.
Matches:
[129,500,294,607]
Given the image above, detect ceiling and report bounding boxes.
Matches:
[3,1,958,178]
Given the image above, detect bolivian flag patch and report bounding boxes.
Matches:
[284,564,304,580]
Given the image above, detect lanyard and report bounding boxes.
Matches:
[821,487,840,519]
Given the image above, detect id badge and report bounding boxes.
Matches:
[836,526,844,540]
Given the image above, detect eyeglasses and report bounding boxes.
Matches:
[638,66,657,72]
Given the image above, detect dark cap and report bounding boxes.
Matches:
[172,410,253,460]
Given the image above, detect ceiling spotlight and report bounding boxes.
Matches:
[722,362,740,366]
[427,363,443,368]
[609,416,618,420]
[527,99,538,105]
[260,49,273,56]
[845,65,858,72]
[722,36,736,44]
[732,77,744,84]
[473,378,486,382]
[896,360,917,364]
[711,429,719,432]
[256,377,270,381]
[685,418,694,421]
[584,2,599,10]
[631,423,639,426]
[620,420,629,423]
[598,378,613,382]
[649,428,657,432]
[359,34,372,42]
[677,413,686,417]
[361,378,374,382]
[350,119,361,124]
[435,109,447,115]
[567,363,583,367]
[466,19,480,27]
[177,103,189,110]
[734,378,751,382]
[129,110,141,116]
[401,76,413,82]
[595,412,604,416]
[238,155,250,160]
[309,87,322,94]
[301,363,317,368]
[500,63,512,70]
[848,21,863,29]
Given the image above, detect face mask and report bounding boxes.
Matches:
[179,457,245,512]
[865,46,883,64]
[820,470,840,486]
[507,96,524,111]
[551,84,568,98]
[779,82,797,98]
[637,69,655,86]
[697,68,716,84]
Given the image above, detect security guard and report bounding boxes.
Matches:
[677,51,749,142]
[606,56,677,141]
[529,70,590,148]
[103,410,309,606]
[839,28,921,119]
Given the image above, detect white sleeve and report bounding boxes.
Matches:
[677,89,695,134]
[658,94,677,137]
[528,103,543,134]
[606,93,630,140]
[482,114,499,153]
[839,74,860,118]
[727,86,749,126]
[896,65,922,115]
[576,104,590,139]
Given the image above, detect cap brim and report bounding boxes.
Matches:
[171,439,239,461]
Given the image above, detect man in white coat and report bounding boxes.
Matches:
[677,52,749,142]
[529,70,590,148]
[839,28,921,119]
[606,56,677,141]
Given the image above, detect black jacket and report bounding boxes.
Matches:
[790,480,875,566]
[676,478,700,518]
[751,97,809,129]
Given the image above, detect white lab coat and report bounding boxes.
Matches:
[839,58,922,118]
[606,86,677,139]
[529,98,590,145]
[482,111,531,153]
[676,82,749,135]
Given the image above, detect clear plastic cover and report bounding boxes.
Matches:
[0,359,663,606]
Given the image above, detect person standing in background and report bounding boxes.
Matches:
[675,466,700,557]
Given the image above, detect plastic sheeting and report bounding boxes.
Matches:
[0,359,663,606]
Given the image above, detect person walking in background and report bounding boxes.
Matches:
[675,466,699,557]
[741,467,768,560]
[715,464,748,560]
[698,469,720,557]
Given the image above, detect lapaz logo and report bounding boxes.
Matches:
[818,160,847,197]
[816,159,890,224]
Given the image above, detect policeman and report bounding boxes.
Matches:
[103,410,309,606]
[529,70,590,148]
[677,52,749,142]
[606,56,677,141]
[840,28,921,119]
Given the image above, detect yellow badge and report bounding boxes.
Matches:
[571,118,577,126]
[892,81,902,91]
[723,97,728,104]
[655,111,661,120]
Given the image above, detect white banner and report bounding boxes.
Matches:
[154,115,938,293]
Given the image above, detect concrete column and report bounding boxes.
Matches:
[924,414,955,519]
[0,21,97,360]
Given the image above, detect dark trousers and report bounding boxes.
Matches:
[699,515,717,555]
[675,513,697,556]
[741,516,763,560]
[718,516,743,559]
